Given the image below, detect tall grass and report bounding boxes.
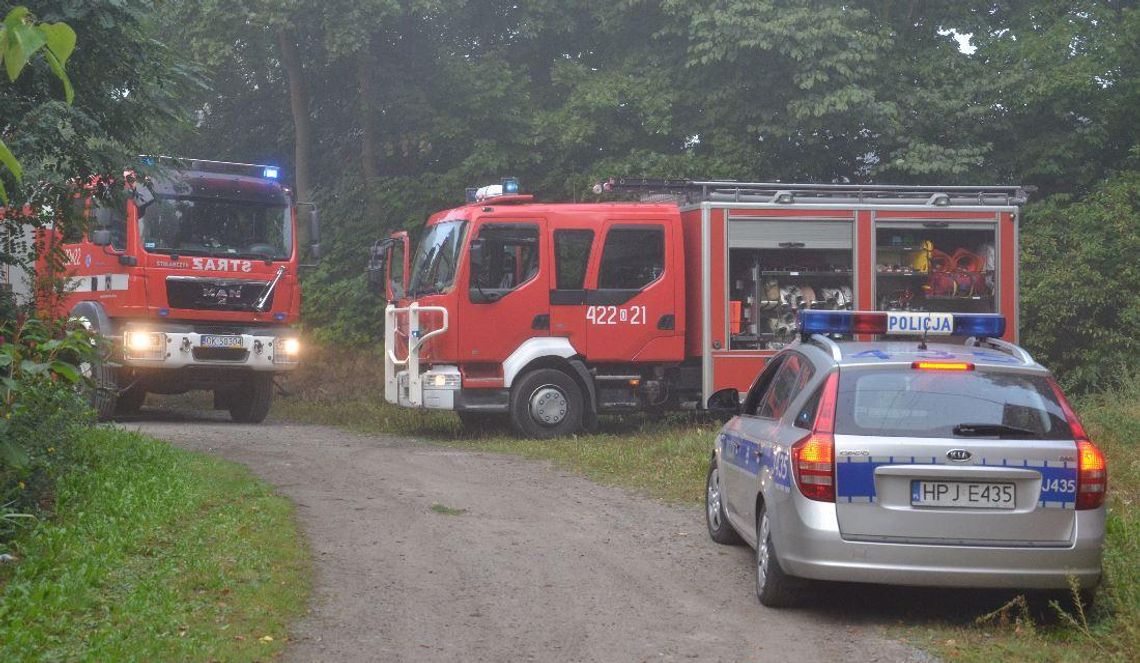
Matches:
[0,427,310,662]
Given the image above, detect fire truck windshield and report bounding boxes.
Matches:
[407,220,467,297]
[139,196,292,260]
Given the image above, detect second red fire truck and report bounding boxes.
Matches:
[14,157,320,422]
[369,178,1028,437]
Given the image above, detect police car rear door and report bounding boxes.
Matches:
[721,353,814,537]
[832,363,1079,546]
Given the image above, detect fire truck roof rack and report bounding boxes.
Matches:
[593,178,1032,206]
[139,155,281,180]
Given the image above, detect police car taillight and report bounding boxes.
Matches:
[1047,377,1107,510]
[792,372,839,502]
[911,361,975,371]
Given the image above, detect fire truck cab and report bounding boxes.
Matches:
[35,157,319,422]
[370,179,1027,438]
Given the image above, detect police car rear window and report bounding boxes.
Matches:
[834,370,1073,440]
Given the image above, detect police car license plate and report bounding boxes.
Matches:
[200,334,243,349]
[911,481,1015,509]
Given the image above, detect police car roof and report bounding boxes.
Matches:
[812,340,1045,371]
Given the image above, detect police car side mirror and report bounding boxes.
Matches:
[90,229,112,246]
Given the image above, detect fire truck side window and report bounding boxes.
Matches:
[470,224,539,293]
[93,201,127,250]
[554,229,593,290]
[597,226,664,290]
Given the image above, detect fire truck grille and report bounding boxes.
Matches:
[192,347,251,362]
[166,278,273,312]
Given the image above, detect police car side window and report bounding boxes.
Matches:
[794,383,823,430]
[755,353,810,420]
[742,356,787,417]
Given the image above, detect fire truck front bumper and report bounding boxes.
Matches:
[391,366,509,412]
[117,323,301,371]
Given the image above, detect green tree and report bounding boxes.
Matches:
[0,5,75,203]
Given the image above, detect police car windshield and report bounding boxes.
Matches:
[408,220,467,297]
[139,196,291,260]
[834,370,1073,440]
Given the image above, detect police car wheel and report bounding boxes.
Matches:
[705,457,742,545]
[510,368,583,439]
[755,504,799,608]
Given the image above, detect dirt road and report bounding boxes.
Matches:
[128,414,929,663]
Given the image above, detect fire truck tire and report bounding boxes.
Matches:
[115,385,147,415]
[510,368,584,439]
[88,362,119,421]
[228,374,274,423]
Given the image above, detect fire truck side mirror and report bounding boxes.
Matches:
[309,208,321,258]
[707,388,742,417]
[132,184,155,210]
[90,229,112,246]
[367,240,389,297]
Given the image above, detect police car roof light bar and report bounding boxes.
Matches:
[798,310,1006,340]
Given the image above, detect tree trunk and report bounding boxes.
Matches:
[277,27,313,251]
[357,47,380,183]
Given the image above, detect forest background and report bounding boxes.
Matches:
[3,0,1139,392]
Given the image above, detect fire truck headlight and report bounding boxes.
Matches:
[273,337,301,364]
[280,338,301,356]
[124,331,166,360]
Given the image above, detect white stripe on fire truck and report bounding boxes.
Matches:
[66,274,130,293]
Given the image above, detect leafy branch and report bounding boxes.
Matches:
[0,6,76,203]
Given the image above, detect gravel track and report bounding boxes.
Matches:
[127,412,929,663]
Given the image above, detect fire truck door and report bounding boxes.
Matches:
[458,220,550,362]
[584,222,675,362]
[548,228,596,352]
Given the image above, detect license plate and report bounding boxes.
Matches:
[911,481,1015,509]
[200,334,243,349]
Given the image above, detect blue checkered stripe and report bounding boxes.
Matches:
[836,456,1078,509]
[720,433,792,491]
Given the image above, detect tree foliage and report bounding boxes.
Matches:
[141,0,1139,388]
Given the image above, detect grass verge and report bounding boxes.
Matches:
[280,347,1140,662]
[0,427,309,662]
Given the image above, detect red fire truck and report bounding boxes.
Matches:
[25,157,319,422]
[369,178,1028,437]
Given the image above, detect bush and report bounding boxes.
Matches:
[0,317,94,543]
[1021,171,1140,394]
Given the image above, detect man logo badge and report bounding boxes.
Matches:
[946,449,973,462]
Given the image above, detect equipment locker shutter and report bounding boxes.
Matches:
[727,218,853,249]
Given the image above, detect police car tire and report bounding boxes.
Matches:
[705,457,742,545]
[510,368,583,439]
[755,505,799,608]
[229,374,274,423]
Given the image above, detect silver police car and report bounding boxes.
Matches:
[705,311,1106,607]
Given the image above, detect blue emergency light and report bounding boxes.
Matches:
[798,310,1005,338]
[263,166,280,179]
[501,177,520,194]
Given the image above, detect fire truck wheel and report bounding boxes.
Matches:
[228,374,274,423]
[510,368,584,439]
[115,385,147,415]
[87,363,119,421]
